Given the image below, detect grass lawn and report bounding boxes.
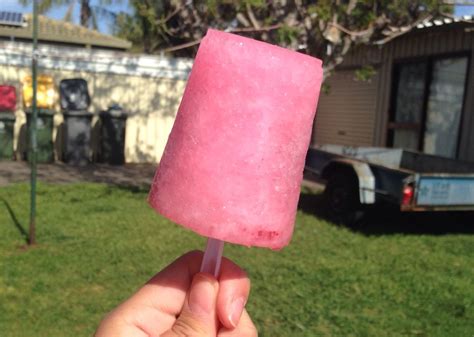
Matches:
[1,182,473,337]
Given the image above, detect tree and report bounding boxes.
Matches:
[116,0,451,77]
[19,0,118,30]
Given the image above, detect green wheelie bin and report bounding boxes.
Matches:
[26,109,55,163]
[0,113,15,160]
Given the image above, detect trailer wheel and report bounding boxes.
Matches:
[324,172,363,226]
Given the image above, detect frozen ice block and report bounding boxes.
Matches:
[149,29,323,249]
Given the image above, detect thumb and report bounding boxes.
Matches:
[161,273,219,337]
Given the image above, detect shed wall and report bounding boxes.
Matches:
[316,23,474,162]
[313,70,378,146]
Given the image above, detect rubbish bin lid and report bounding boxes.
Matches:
[59,78,91,111]
[100,110,127,119]
[108,104,127,117]
[98,104,126,118]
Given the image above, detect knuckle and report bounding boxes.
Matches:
[170,317,207,337]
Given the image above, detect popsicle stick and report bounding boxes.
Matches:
[200,238,224,277]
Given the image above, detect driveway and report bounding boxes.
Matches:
[0,161,157,188]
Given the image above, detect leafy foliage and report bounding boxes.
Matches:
[116,1,452,75]
[354,64,377,82]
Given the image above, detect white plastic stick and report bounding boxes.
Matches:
[200,238,224,277]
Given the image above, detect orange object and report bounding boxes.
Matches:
[22,75,57,109]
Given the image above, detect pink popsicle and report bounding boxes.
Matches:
[149,29,323,250]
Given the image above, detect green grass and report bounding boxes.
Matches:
[1,183,473,337]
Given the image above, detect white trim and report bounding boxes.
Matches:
[0,41,193,80]
[351,162,376,204]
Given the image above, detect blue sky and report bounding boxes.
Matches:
[456,5,474,16]
[2,0,132,34]
[2,0,474,35]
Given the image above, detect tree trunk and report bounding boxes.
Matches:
[80,0,92,27]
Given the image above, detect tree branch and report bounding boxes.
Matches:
[373,14,433,45]
[157,1,192,26]
[346,0,357,15]
[160,38,202,53]
[157,24,283,54]
[323,35,352,78]
[246,3,261,29]
[236,13,251,27]
[328,22,374,38]
[230,23,282,33]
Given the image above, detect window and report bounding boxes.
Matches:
[388,55,468,158]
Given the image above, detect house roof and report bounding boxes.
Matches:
[416,15,474,29]
[0,13,131,50]
[374,15,474,45]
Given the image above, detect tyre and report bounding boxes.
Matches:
[324,172,364,226]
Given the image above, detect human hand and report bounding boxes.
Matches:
[95,251,257,337]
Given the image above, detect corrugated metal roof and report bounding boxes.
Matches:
[416,16,473,29]
[0,14,131,50]
[375,15,474,45]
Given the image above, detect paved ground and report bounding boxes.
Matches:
[0,161,324,190]
[0,161,157,188]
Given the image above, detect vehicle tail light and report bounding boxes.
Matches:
[402,185,414,206]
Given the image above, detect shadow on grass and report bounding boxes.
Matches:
[114,184,149,194]
[1,198,29,243]
[0,161,156,189]
[298,191,474,236]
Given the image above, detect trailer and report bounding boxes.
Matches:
[304,144,474,223]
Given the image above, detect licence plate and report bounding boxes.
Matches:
[416,176,474,206]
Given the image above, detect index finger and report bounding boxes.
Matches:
[134,250,204,316]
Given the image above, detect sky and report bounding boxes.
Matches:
[2,0,474,35]
[1,0,132,34]
[456,5,474,16]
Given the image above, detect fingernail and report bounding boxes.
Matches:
[188,273,218,315]
[228,297,246,328]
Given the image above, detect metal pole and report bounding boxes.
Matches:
[29,0,39,246]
